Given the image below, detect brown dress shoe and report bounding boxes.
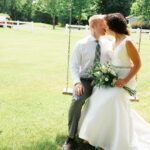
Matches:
[97,147,104,150]
[63,138,75,150]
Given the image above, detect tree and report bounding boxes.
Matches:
[72,0,97,24]
[58,0,97,25]
[0,0,33,21]
[0,0,12,13]
[10,0,24,20]
[37,0,60,29]
[57,0,70,26]
[22,0,33,21]
[35,0,96,28]
[131,0,150,20]
[97,0,133,16]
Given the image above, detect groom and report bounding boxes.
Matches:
[63,15,112,150]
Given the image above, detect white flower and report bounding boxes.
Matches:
[94,71,100,77]
[101,65,107,73]
[111,70,116,76]
[105,78,109,81]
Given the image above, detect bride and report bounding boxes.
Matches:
[78,13,150,150]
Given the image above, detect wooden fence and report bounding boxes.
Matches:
[0,20,34,31]
[65,24,150,40]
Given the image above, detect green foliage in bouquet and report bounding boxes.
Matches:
[88,62,118,88]
[88,62,136,96]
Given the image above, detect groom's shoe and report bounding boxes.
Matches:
[95,147,104,150]
[63,137,75,150]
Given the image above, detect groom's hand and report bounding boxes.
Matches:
[74,83,85,96]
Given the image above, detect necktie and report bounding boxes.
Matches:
[94,40,101,63]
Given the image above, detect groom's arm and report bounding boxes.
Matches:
[70,42,85,96]
[70,42,82,85]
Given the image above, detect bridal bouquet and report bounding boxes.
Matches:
[88,62,136,96]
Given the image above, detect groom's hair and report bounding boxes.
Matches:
[89,15,105,28]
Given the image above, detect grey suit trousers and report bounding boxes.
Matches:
[68,78,93,138]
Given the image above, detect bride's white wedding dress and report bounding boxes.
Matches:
[78,37,150,150]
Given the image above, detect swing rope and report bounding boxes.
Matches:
[62,0,73,95]
[130,28,142,101]
[66,0,72,89]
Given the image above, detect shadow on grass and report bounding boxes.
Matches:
[55,134,95,150]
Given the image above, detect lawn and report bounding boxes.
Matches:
[0,24,150,150]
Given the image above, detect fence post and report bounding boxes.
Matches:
[31,21,34,32]
[85,25,89,31]
[138,28,142,53]
[17,20,19,29]
[65,24,69,32]
[4,20,7,28]
[136,28,141,43]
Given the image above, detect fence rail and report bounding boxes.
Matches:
[65,24,89,31]
[0,20,34,31]
[65,24,150,39]
[130,28,150,33]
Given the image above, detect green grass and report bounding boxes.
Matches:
[0,25,150,150]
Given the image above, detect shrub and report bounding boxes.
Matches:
[131,21,150,29]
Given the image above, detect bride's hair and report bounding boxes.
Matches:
[105,13,130,35]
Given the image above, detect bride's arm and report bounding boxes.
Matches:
[115,40,141,88]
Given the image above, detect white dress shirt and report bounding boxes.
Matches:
[70,35,112,84]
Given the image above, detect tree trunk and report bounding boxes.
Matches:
[3,0,6,12]
[52,15,55,30]
[78,8,82,25]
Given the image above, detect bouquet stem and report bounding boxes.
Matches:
[123,86,136,96]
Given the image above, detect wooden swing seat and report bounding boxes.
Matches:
[62,87,139,102]
[62,87,73,95]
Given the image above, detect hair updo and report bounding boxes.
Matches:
[105,13,130,35]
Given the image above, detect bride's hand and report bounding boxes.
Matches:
[115,79,127,88]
